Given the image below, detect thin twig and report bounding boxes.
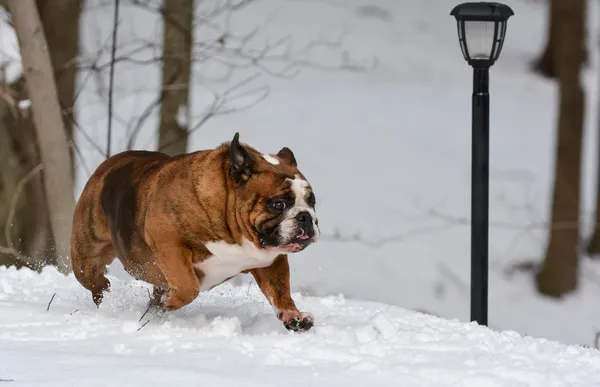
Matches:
[139,288,152,322]
[73,29,115,106]
[319,221,458,249]
[70,141,92,178]
[106,0,120,158]
[5,164,43,249]
[46,293,56,311]
[66,110,107,158]
[437,261,468,295]
[429,209,589,232]
[0,246,35,268]
[137,319,151,331]
[126,70,180,149]
[139,305,151,323]
[157,77,270,152]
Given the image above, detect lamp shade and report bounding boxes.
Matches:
[451,2,514,66]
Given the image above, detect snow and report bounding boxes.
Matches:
[0,7,22,83]
[18,99,30,110]
[2,266,600,386]
[176,104,188,128]
[262,153,280,165]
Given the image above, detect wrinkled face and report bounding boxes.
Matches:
[228,133,320,254]
[258,174,320,253]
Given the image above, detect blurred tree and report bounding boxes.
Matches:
[532,0,558,78]
[9,0,75,274]
[586,38,600,256]
[0,0,80,271]
[536,0,586,297]
[158,0,194,156]
[36,0,81,174]
[587,183,600,256]
[533,0,588,79]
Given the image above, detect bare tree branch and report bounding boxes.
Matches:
[318,220,458,249]
[106,0,120,157]
[126,69,181,149]
[63,0,376,177]
[428,209,587,232]
[46,292,56,311]
[0,164,43,270]
[156,74,270,151]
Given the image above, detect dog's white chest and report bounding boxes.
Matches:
[195,239,279,291]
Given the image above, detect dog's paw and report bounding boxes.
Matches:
[278,310,314,332]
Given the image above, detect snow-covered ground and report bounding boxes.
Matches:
[2,0,600,382]
[2,266,600,386]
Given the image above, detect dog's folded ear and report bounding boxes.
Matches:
[229,132,254,183]
[276,147,297,167]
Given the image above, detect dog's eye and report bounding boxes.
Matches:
[270,200,287,211]
[307,192,316,207]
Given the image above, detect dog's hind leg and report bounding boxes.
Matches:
[71,240,116,307]
[147,285,168,311]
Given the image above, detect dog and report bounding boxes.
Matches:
[70,132,319,332]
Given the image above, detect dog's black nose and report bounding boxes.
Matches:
[295,211,311,224]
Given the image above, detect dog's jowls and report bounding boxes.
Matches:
[70,132,319,332]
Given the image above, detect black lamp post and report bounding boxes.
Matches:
[450,2,513,327]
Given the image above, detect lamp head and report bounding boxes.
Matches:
[450,2,514,68]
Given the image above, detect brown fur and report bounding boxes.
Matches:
[71,135,315,331]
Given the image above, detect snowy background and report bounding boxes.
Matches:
[3,0,600,384]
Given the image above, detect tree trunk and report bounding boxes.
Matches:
[536,0,586,297]
[0,78,51,270]
[0,2,80,270]
[585,6,600,258]
[36,0,81,177]
[8,0,75,274]
[532,0,588,79]
[157,0,194,156]
[532,0,558,78]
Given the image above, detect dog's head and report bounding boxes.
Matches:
[228,132,319,254]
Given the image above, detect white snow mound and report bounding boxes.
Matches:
[1,266,600,386]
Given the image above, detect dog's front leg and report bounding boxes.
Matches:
[251,254,314,332]
[153,243,200,311]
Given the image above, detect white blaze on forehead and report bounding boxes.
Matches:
[262,153,280,165]
[289,176,310,204]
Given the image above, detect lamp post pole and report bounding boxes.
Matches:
[450,2,513,327]
[471,65,489,326]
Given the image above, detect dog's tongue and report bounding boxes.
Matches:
[297,233,310,240]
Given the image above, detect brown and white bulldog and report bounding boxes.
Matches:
[70,132,319,332]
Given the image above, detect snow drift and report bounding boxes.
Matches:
[1,266,600,386]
